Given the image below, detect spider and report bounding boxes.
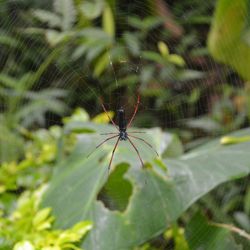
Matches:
[89,95,159,171]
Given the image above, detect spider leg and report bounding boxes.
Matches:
[100,132,117,135]
[127,95,140,128]
[87,135,119,158]
[127,131,146,134]
[127,137,144,168]
[128,135,159,157]
[108,137,120,171]
[100,98,119,131]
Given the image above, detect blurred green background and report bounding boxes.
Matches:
[1,0,250,249]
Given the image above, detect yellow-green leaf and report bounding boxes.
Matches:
[92,111,114,124]
[63,108,90,123]
[102,4,115,37]
[158,41,169,59]
[71,221,93,236]
[220,135,250,145]
[58,221,92,244]
[208,0,250,80]
[14,241,35,250]
[168,54,185,66]
[93,52,109,77]
[33,207,52,228]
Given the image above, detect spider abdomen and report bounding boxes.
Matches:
[118,108,126,131]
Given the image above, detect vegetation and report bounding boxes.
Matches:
[0,0,250,249]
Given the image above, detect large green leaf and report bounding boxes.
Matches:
[42,125,250,249]
[208,0,250,80]
[186,212,240,250]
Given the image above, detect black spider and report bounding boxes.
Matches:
[90,95,159,170]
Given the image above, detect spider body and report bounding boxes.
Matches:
[118,108,128,140]
[119,130,128,141]
[89,95,159,171]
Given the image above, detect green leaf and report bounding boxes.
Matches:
[78,28,110,40]
[158,41,169,58]
[32,207,52,230]
[102,163,132,211]
[63,108,90,124]
[70,221,93,239]
[0,73,17,88]
[164,225,189,250]
[128,16,162,31]
[175,70,204,81]
[168,54,185,66]
[102,4,115,37]
[53,0,76,31]
[0,124,24,162]
[0,34,19,48]
[124,32,140,56]
[244,186,250,215]
[86,43,107,62]
[92,111,114,124]
[162,134,183,158]
[220,135,250,145]
[13,241,35,250]
[43,127,250,249]
[71,45,88,61]
[141,51,165,64]
[186,212,240,250]
[234,212,250,232]
[1,185,91,249]
[93,51,109,77]
[45,30,70,46]
[32,9,61,28]
[208,0,250,80]
[80,0,104,20]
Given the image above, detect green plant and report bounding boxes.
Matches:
[24,0,206,130]
[0,2,68,162]
[0,105,249,249]
[0,122,77,223]
[41,111,250,249]
[1,1,250,249]
[208,0,250,81]
[0,186,92,249]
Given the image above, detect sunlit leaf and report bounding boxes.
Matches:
[92,111,115,124]
[63,108,90,124]
[158,41,170,58]
[13,241,35,250]
[43,123,250,249]
[168,54,185,66]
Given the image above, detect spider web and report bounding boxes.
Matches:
[0,0,249,249]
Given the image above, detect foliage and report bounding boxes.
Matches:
[42,111,250,249]
[0,126,58,196]
[1,0,250,249]
[0,0,247,149]
[19,0,206,130]
[208,0,250,80]
[0,105,250,249]
[0,1,68,162]
[185,212,240,249]
[0,186,92,249]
